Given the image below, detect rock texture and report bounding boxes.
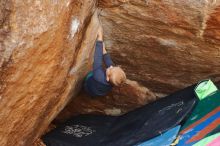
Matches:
[57,0,220,125]
[0,0,99,145]
[55,79,157,123]
[100,0,220,94]
[1,0,220,145]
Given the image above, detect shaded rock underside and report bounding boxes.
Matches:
[1,0,220,145]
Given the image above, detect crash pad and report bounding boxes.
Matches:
[178,90,220,146]
[137,125,180,146]
[193,133,220,146]
[43,85,197,146]
[207,135,220,146]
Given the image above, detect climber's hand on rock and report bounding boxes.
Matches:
[103,43,107,54]
[97,25,103,41]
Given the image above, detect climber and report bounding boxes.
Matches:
[84,25,126,97]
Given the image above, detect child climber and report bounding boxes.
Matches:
[84,25,126,97]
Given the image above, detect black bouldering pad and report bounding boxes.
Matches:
[42,85,198,146]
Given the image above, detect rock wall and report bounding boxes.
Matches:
[100,0,220,94]
[1,0,220,145]
[55,79,157,123]
[0,0,99,145]
[57,0,220,124]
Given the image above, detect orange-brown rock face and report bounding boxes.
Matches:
[1,0,220,145]
[57,0,220,124]
[0,0,99,145]
[56,79,157,123]
[100,0,220,94]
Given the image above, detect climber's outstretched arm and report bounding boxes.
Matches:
[93,25,104,71]
[103,44,114,68]
[94,25,113,69]
[98,25,114,68]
